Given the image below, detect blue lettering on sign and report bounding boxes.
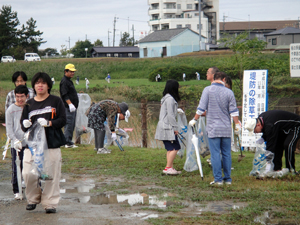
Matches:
[249,90,255,97]
[249,98,255,106]
[250,72,256,80]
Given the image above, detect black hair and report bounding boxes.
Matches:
[31,72,52,94]
[12,71,27,85]
[163,79,180,102]
[210,67,220,75]
[14,85,29,96]
[225,76,232,90]
[214,72,227,81]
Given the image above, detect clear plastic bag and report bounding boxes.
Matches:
[177,113,188,158]
[25,122,52,180]
[75,93,93,144]
[183,125,199,172]
[197,117,210,158]
[249,143,274,178]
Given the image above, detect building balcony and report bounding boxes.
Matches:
[162,0,176,2]
[148,0,159,4]
[148,8,160,15]
[162,8,178,14]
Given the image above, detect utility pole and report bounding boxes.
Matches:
[132,24,135,46]
[128,17,130,34]
[108,29,111,46]
[223,13,228,32]
[113,16,118,47]
[66,36,70,51]
[198,0,202,50]
[248,14,250,40]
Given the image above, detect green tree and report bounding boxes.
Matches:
[0,5,20,57]
[19,17,46,52]
[119,32,136,46]
[94,39,103,47]
[71,40,93,58]
[218,31,266,90]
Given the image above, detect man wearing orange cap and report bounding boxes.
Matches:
[245,110,300,173]
[59,64,79,148]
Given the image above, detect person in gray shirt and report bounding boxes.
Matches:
[5,85,29,200]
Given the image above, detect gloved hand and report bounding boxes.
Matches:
[177,108,184,114]
[14,139,22,151]
[111,132,117,141]
[189,118,197,127]
[23,119,32,128]
[68,103,76,112]
[37,118,50,127]
[256,138,265,144]
[234,123,241,135]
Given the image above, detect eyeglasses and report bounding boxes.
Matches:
[15,95,27,99]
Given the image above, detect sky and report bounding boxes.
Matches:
[4,0,300,52]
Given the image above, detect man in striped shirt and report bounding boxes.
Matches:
[189,72,240,185]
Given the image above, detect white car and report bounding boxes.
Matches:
[24,53,41,62]
[1,56,16,63]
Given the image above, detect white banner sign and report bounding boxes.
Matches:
[290,43,300,78]
[241,70,268,147]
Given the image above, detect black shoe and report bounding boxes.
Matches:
[45,208,56,214]
[26,204,36,210]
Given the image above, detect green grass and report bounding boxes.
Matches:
[60,144,300,224]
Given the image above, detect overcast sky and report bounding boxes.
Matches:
[4,0,300,52]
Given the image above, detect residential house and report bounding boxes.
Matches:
[139,28,205,58]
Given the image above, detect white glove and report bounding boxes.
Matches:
[37,118,50,127]
[189,118,197,127]
[111,132,117,141]
[177,108,184,114]
[256,138,265,144]
[14,139,22,151]
[23,119,32,128]
[234,123,241,135]
[68,103,76,112]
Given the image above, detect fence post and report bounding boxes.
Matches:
[141,99,148,148]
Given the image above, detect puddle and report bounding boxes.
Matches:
[59,178,248,216]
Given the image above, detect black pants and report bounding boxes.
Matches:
[272,128,300,171]
[94,129,106,149]
[11,147,24,194]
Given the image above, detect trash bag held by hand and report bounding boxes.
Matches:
[25,122,53,180]
[249,143,274,178]
[177,112,188,158]
[197,117,210,158]
[183,125,199,172]
[115,128,129,146]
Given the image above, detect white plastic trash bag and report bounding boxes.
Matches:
[177,112,188,158]
[183,125,199,172]
[75,93,93,144]
[115,128,129,146]
[25,122,52,180]
[249,144,274,178]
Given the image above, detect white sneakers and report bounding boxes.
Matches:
[162,168,182,175]
[210,181,232,185]
[65,144,78,148]
[97,148,111,154]
[14,193,22,200]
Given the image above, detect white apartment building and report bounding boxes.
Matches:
[148,0,219,44]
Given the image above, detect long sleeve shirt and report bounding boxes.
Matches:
[197,83,239,138]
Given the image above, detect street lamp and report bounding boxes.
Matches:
[85,48,88,58]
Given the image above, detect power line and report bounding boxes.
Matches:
[118,17,148,23]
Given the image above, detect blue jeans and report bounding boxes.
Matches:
[64,108,77,145]
[208,137,232,183]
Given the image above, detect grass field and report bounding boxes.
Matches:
[2,143,299,224]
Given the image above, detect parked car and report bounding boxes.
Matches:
[1,56,16,63]
[24,53,41,62]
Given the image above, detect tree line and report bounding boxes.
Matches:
[0,5,45,60]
